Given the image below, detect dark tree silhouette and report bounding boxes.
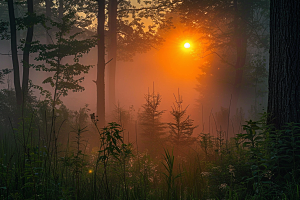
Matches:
[107,0,117,112]
[139,87,166,155]
[267,0,300,129]
[8,0,22,105]
[97,0,106,127]
[22,0,34,100]
[107,0,170,112]
[7,0,34,105]
[45,0,52,44]
[168,91,197,148]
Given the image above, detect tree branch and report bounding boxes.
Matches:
[201,51,235,68]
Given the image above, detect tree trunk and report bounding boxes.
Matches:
[108,0,117,112]
[97,0,106,127]
[230,0,248,115]
[267,0,300,129]
[22,0,34,101]
[59,0,63,20]
[45,0,52,44]
[8,0,22,105]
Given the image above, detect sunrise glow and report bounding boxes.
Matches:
[184,42,191,48]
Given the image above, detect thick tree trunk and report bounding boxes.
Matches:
[97,0,106,127]
[267,0,300,129]
[108,0,117,112]
[22,0,34,100]
[8,0,22,105]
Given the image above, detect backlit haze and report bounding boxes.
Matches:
[63,29,201,124]
[0,3,268,138]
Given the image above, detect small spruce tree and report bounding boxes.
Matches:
[139,87,166,155]
[168,91,197,149]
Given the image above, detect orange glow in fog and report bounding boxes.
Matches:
[152,15,209,81]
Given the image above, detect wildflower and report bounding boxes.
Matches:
[201,172,211,177]
[228,165,235,177]
[219,183,227,189]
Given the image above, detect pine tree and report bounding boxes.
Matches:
[168,91,197,148]
[139,87,166,154]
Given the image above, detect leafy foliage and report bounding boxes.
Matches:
[162,148,183,200]
[0,68,12,84]
[31,12,96,103]
[0,20,9,39]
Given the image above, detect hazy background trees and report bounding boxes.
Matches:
[0,0,272,129]
[177,0,269,119]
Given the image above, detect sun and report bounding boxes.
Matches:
[184,42,191,48]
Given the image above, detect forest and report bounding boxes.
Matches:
[0,0,300,199]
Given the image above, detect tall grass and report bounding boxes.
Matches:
[1,106,300,199]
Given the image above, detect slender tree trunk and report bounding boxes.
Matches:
[59,0,63,20]
[231,35,247,114]
[8,0,22,105]
[267,0,300,129]
[108,0,117,112]
[97,0,106,127]
[45,0,52,44]
[230,0,248,115]
[22,0,34,100]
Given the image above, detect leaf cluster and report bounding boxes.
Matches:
[30,12,96,100]
[0,20,9,39]
[0,68,12,84]
[98,122,132,163]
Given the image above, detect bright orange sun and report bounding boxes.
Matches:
[184,42,191,48]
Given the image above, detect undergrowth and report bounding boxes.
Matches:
[1,106,300,200]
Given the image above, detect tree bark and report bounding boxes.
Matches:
[8,0,22,105]
[22,0,34,100]
[108,0,118,112]
[97,0,106,127]
[267,0,300,129]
